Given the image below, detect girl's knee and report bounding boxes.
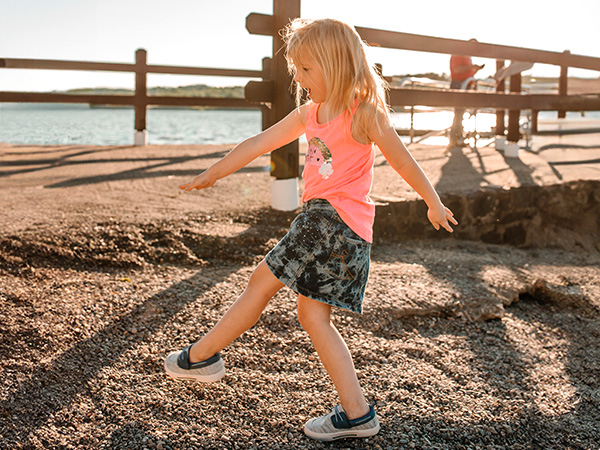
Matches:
[297,296,331,333]
[246,260,284,299]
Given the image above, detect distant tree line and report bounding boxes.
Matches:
[394,72,449,81]
[63,74,454,98]
[64,84,245,98]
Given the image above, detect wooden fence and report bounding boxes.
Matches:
[246,12,600,145]
[2,0,600,179]
[0,51,268,141]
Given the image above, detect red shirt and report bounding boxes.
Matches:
[450,55,477,81]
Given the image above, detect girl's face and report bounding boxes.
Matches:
[293,54,326,103]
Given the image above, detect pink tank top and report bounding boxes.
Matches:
[302,103,375,243]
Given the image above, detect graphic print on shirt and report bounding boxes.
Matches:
[306,137,334,179]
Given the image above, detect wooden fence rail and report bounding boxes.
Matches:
[3,8,599,144]
[0,56,265,78]
[247,13,600,143]
[2,0,600,209]
[355,25,600,125]
[0,50,269,145]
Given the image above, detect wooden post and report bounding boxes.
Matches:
[495,60,506,136]
[134,49,148,145]
[531,110,538,133]
[269,0,300,179]
[268,0,301,210]
[408,74,415,144]
[507,73,521,142]
[558,50,570,119]
[260,57,273,131]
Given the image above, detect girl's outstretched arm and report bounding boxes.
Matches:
[180,105,308,191]
[371,112,458,233]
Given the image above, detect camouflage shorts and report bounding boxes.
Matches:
[265,199,371,313]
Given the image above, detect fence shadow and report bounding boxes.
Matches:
[0,265,243,447]
[1,145,272,188]
[0,146,230,179]
[364,242,599,449]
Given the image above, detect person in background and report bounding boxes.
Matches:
[448,39,484,149]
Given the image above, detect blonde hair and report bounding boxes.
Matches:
[282,18,389,144]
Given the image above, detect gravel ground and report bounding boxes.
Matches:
[1,210,599,450]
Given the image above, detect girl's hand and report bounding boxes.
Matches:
[427,204,458,233]
[179,171,216,191]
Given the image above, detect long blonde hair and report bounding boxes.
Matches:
[282,18,389,144]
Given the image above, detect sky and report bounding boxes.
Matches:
[1,0,599,92]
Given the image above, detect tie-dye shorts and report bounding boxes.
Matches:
[265,198,371,313]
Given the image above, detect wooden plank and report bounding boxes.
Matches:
[2,89,596,112]
[246,13,275,36]
[388,88,600,111]
[0,57,134,72]
[389,89,525,109]
[244,80,274,103]
[0,91,135,105]
[355,27,600,72]
[146,96,252,108]
[0,58,264,78]
[530,95,600,111]
[0,91,254,108]
[146,64,264,78]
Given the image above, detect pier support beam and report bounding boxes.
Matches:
[558,50,570,119]
[268,0,301,210]
[134,49,148,146]
[495,60,506,137]
[246,1,300,210]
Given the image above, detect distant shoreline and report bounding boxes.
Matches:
[52,75,600,97]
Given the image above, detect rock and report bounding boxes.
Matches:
[374,180,600,251]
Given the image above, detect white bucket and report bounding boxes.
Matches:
[504,142,520,158]
[271,178,299,211]
[495,136,506,151]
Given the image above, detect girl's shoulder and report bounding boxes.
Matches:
[297,101,316,126]
[366,108,393,143]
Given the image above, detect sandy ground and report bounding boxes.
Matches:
[1,136,599,449]
[1,133,599,233]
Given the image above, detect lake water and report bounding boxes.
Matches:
[0,104,262,146]
[1,103,597,147]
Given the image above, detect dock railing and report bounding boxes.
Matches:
[2,0,600,209]
[246,19,600,145]
[0,50,270,146]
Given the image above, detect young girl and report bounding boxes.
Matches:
[165,18,457,441]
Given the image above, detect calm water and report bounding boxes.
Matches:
[0,104,262,146]
[1,103,597,146]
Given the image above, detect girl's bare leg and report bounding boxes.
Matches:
[297,294,370,420]
[189,259,284,362]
